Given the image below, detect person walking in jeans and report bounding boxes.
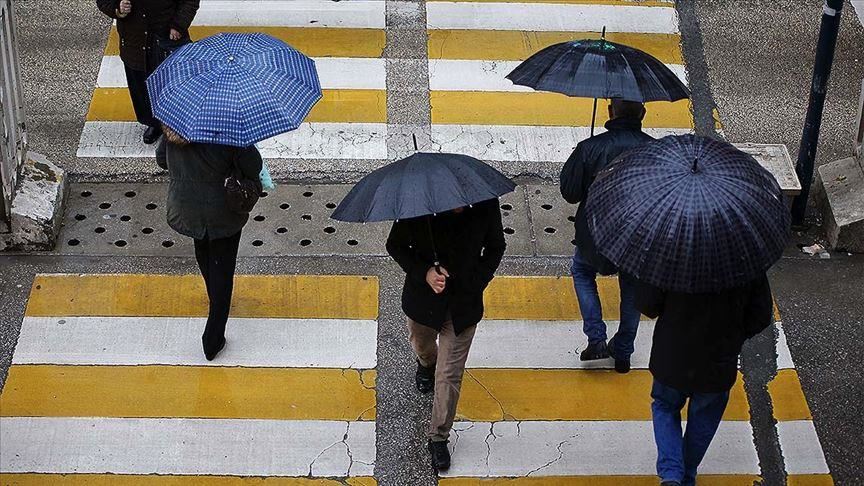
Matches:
[560,99,653,373]
[635,275,773,486]
[157,127,262,361]
[386,199,506,471]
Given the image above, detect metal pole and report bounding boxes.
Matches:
[791,0,844,225]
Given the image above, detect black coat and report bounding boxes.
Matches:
[158,139,263,241]
[97,0,200,71]
[635,275,774,393]
[385,199,506,335]
[560,117,654,275]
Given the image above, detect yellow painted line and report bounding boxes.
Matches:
[105,26,386,58]
[428,30,683,64]
[86,88,386,123]
[0,365,376,421]
[787,475,836,486]
[429,0,672,4]
[483,276,650,321]
[441,477,761,486]
[457,369,750,421]
[25,274,379,319]
[0,476,377,486]
[431,91,693,128]
[768,369,813,421]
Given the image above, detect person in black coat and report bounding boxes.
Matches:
[157,127,262,361]
[385,198,506,470]
[96,0,199,144]
[635,275,774,486]
[560,99,654,373]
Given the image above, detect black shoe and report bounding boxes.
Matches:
[607,337,631,374]
[428,440,451,470]
[580,340,609,361]
[143,126,162,144]
[204,338,226,361]
[415,360,435,394]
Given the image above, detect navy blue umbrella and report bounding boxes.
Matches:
[506,32,690,135]
[585,135,790,293]
[331,152,516,223]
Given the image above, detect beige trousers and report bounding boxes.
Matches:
[408,317,477,442]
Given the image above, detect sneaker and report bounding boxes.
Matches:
[428,440,451,470]
[607,337,631,374]
[580,340,609,361]
[415,360,435,394]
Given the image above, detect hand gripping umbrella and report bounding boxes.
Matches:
[146,32,322,147]
[506,28,690,136]
[584,134,790,293]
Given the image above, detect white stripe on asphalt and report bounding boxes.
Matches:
[0,417,375,476]
[777,420,831,475]
[191,1,385,28]
[429,60,689,92]
[431,125,693,163]
[776,323,795,370]
[77,121,388,159]
[12,317,377,368]
[426,2,680,34]
[441,420,759,477]
[97,56,386,90]
[468,320,653,369]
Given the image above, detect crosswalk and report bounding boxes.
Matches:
[0,274,379,484]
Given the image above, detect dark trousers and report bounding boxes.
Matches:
[193,231,242,354]
[123,64,158,127]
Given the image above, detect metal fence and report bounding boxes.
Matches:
[0,0,27,229]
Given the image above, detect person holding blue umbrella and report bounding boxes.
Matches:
[148,32,321,360]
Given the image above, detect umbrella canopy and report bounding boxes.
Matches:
[146,32,321,147]
[331,152,516,223]
[585,134,790,293]
[506,38,690,102]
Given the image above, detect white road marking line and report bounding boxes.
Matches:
[776,323,795,370]
[13,317,377,368]
[77,121,388,159]
[777,420,831,475]
[469,320,653,369]
[441,420,759,477]
[431,125,692,162]
[0,417,375,476]
[97,56,386,90]
[429,60,689,92]
[191,1,385,28]
[426,2,680,34]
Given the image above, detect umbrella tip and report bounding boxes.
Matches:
[413,134,418,152]
[692,157,699,173]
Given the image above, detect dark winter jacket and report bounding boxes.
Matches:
[96,0,199,71]
[385,199,506,335]
[635,275,774,393]
[560,117,654,275]
[158,139,262,241]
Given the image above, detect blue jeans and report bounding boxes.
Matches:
[651,380,730,486]
[570,249,641,359]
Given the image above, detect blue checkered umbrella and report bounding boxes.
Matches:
[146,32,321,147]
[585,135,790,293]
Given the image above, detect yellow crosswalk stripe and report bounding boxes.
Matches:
[786,476,836,486]
[25,274,379,319]
[432,92,693,127]
[440,477,761,486]
[85,88,387,123]
[768,369,813,421]
[428,30,683,63]
[105,26,386,58]
[0,365,376,421]
[0,475,378,486]
[457,369,750,421]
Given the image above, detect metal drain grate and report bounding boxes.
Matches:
[526,185,577,257]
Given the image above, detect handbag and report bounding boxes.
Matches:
[224,159,261,214]
[153,35,192,66]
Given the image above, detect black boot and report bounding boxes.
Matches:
[143,125,162,144]
[415,360,435,394]
[428,440,451,470]
[579,340,609,361]
[607,337,631,374]
[204,337,226,361]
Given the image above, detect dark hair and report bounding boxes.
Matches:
[609,99,646,120]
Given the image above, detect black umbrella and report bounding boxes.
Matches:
[584,134,790,293]
[506,28,690,135]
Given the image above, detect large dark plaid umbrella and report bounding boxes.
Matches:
[506,34,690,135]
[585,135,790,293]
[331,152,516,223]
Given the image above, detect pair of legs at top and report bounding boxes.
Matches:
[570,247,640,373]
